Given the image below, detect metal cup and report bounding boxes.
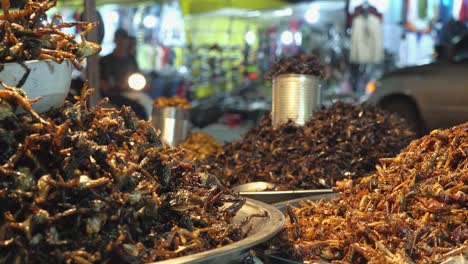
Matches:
[151,107,189,147]
[272,74,321,127]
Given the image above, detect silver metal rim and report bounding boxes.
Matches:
[238,189,335,204]
[151,198,285,264]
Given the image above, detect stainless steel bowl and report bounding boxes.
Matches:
[152,198,285,264]
[272,74,320,127]
[151,107,190,147]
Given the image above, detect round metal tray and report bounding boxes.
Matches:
[153,198,285,264]
[238,189,335,204]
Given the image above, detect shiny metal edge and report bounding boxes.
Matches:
[238,189,334,204]
[273,193,340,211]
[152,198,285,264]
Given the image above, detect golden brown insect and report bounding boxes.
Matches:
[0,0,100,68]
[267,123,468,263]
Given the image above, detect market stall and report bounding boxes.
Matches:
[1,0,467,263]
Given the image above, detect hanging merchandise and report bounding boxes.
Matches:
[350,4,384,64]
[458,0,468,22]
[398,32,435,66]
[439,0,454,22]
[158,0,186,46]
[407,0,436,28]
[385,0,403,24]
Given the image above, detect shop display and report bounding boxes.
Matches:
[204,102,415,190]
[185,45,242,98]
[0,0,100,69]
[265,54,324,80]
[153,95,192,109]
[0,86,247,263]
[178,132,222,161]
[267,123,467,263]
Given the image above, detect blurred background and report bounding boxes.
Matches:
[53,0,468,141]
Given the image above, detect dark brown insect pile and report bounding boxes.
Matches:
[268,123,467,263]
[178,132,222,161]
[265,54,325,80]
[0,84,247,263]
[204,102,415,190]
[0,0,100,69]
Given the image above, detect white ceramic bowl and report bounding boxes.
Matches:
[0,59,72,113]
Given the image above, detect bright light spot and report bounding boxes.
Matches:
[274,8,292,17]
[143,15,158,28]
[305,7,320,24]
[294,32,302,46]
[128,73,146,91]
[178,66,189,75]
[281,31,293,45]
[108,10,119,24]
[366,81,376,94]
[245,31,256,45]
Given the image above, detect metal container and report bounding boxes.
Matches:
[152,198,285,264]
[152,107,189,147]
[272,74,320,127]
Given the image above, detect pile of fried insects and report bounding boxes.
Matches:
[204,102,415,190]
[0,0,100,69]
[266,123,467,263]
[0,84,249,263]
[178,132,222,161]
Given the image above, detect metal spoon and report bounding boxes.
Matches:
[231,182,277,193]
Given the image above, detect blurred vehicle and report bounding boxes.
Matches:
[364,34,468,135]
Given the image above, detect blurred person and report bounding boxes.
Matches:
[100,29,139,94]
[128,35,139,70]
[99,28,147,119]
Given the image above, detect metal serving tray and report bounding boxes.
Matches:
[153,198,285,264]
[238,189,335,204]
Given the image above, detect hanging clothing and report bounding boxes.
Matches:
[453,0,463,20]
[439,0,454,22]
[398,32,435,67]
[385,0,404,24]
[459,0,468,21]
[418,0,428,19]
[383,24,403,55]
[408,0,436,27]
[350,13,384,64]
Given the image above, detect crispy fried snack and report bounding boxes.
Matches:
[153,96,192,110]
[0,85,246,263]
[268,123,467,263]
[265,54,325,80]
[0,0,100,69]
[204,102,415,190]
[179,132,222,161]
